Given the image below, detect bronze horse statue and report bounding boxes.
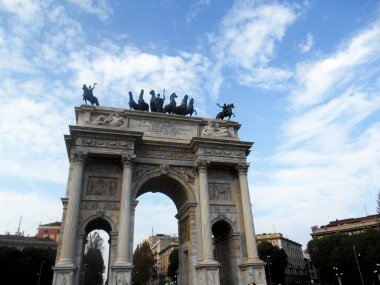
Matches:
[138,89,149,111]
[82,83,99,106]
[174,95,189,115]
[216,103,235,120]
[186,98,197,116]
[163,92,178,114]
[128,91,140,110]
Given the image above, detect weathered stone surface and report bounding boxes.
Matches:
[53,105,266,285]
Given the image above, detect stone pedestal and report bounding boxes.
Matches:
[51,266,76,285]
[112,264,133,285]
[195,262,220,285]
[239,260,267,285]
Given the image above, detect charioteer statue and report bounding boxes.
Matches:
[216,103,235,121]
[82,83,99,106]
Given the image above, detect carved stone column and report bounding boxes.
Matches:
[197,161,214,262]
[115,155,135,265]
[112,155,135,285]
[195,161,220,285]
[57,151,86,266]
[52,151,86,285]
[237,163,259,261]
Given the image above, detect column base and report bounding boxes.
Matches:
[195,261,220,285]
[239,259,267,285]
[52,265,76,285]
[111,263,133,285]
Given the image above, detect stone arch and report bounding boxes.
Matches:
[211,216,237,234]
[81,214,117,234]
[132,171,196,209]
[212,219,239,285]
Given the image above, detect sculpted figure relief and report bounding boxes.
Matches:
[201,120,235,138]
[90,112,127,127]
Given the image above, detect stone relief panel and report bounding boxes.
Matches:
[180,217,190,243]
[88,112,128,127]
[135,146,194,160]
[201,120,236,138]
[132,164,195,184]
[171,166,195,184]
[86,177,118,196]
[77,137,132,148]
[209,183,232,201]
[132,164,157,181]
[201,147,245,158]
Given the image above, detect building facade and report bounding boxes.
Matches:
[37,222,62,242]
[311,214,380,238]
[257,233,308,285]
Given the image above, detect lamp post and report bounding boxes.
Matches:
[375,264,380,283]
[306,259,314,284]
[333,267,343,285]
[267,256,273,285]
[353,246,364,285]
[37,260,45,285]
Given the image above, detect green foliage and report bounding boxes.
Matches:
[132,240,155,285]
[307,229,380,285]
[257,241,288,284]
[83,232,105,285]
[168,248,179,282]
[0,246,56,285]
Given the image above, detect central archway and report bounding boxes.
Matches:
[132,173,197,285]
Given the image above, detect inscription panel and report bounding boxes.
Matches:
[129,118,197,138]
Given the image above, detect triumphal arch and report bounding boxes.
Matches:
[52,105,266,285]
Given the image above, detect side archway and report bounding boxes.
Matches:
[212,219,239,285]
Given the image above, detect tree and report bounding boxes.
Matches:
[307,229,380,285]
[257,241,288,285]
[0,246,56,285]
[83,232,105,285]
[168,248,179,283]
[132,240,155,285]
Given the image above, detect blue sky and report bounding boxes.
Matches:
[1,0,380,249]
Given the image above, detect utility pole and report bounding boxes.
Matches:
[333,267,343,285]
[267,256,273,285]
[37,260,45,285]
[353,246,364,285]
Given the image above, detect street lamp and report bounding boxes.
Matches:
[375,264,380,283]
[37,260,45,285]
[333,267,343,285]
[267,256,273,285]
[353,246,364,285]
[306,259,314,284]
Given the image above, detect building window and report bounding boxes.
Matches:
[44,230,48,234]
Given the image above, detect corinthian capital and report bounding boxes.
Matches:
[121,154,136,168]
[236,163,249,175]
[196,160,210,173]
[70,150,86,164]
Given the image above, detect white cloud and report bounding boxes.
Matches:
[252,18,380,246]
[0,0,42,21]
[66,0,113,21]
[186,0,210,24]
[209,0,299,95]
[298,32,314,53]
[291,20,380,109]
